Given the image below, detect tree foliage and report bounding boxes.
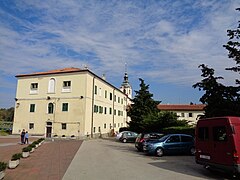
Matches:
[128,79,189,133]
[142,111,189,132]
[223,8,240,84]
[0,107,14,122]
[127,78,160,132]
[194,9,240,118]
[193,64,240,117]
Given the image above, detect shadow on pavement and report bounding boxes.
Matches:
[148,155,235,180]
[102,139,235,180]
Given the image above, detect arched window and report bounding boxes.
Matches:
[48,103,54,114]
[48,78,55,93]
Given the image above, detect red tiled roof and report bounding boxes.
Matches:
[157,104,205,111]
[16,67,82,77]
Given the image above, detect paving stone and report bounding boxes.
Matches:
[0,137,82,180]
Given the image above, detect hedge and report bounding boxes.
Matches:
[162,126,195,136]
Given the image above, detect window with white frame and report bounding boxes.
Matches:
[62,103,68,112]
[99,106,103,113]
[30,83,38,94]
[94,105,98,113]
[48,78,56,93]
[62,123,67,130]
[62,81,71,92]
[29,123,34,129]
[105,90,107,98]
[94,85,97,95]
[110,93,112,100]
[48,103,54,114]
[30,104,35,112]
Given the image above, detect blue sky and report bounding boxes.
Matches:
[0,0,239,108]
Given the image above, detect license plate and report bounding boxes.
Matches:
[200,155,210,160]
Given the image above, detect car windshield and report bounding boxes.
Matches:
[158,135,170,142]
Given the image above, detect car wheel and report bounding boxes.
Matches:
[155,147,164,157]
[190,147,195,155]
[122,138,127,143]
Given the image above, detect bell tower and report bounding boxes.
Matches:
[120,63,132,99]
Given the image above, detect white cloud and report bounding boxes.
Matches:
[0,0,239,107]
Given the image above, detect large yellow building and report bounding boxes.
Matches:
[13,67,132,138]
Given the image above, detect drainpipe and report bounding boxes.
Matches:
[112,89,115,135]
[91,76,95,138]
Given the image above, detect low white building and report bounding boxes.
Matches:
[157,104,205,125]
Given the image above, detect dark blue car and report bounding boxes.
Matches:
[143,134,195,157]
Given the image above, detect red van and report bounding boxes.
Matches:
[195,116,240,175]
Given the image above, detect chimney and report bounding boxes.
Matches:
[102,74,106,80]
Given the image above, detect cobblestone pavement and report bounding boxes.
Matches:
[0,136,83,180]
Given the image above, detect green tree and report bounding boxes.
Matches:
[194,9,240,118]
[127,78,160,132]
[0,107,14,121]
[142,111,188,132]
[193,64,240,117]
[223,8,240,85]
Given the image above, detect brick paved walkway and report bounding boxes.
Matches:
[0,137,83,180]
[0,136,39,163]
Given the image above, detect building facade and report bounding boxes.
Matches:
[157,104,205,125]
[13,67,132,138]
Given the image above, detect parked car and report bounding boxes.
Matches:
[119,131,138,143]
[135,133,164,151]
[195,116,240,175]
[143,134,195,157]
[116,131,131,140]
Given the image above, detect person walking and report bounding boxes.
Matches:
[24,131,29,144]
[20,129,25,144]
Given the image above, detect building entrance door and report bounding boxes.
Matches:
[46,127,52,137]
[46,122,52,137]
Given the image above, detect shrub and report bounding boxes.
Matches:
[32,141,39,145]
[11,153,22,161]
[22,146,32,152]
[0,162,7,171]
[162,126,195,136]
[38,138,45,142]
[29,143,36,148]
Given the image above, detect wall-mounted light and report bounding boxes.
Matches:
[47,96,51,100]
[15,98,18,101]
[16,103,20,108]
[80,96,84,99]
